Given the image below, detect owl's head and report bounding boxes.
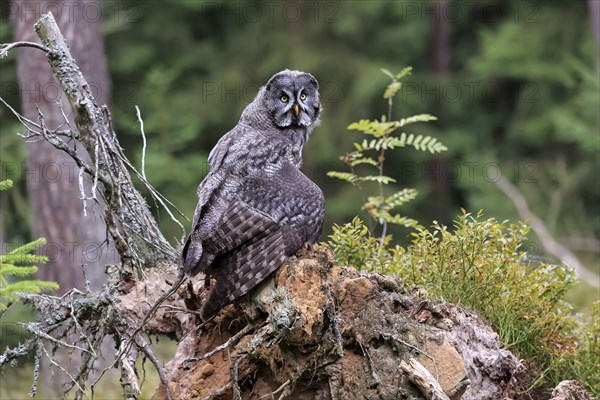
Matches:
[263,70,321,129]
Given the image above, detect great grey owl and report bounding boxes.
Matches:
[181,70,325,321]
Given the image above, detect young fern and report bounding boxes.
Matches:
[328,68,447,244]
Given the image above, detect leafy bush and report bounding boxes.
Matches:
[328,211,598,395]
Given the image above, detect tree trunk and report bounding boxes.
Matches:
[11,0,117,293]
[428,0,451,223]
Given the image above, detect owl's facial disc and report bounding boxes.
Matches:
[265,70,321,129]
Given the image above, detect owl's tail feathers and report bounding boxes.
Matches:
[199,227,301,321]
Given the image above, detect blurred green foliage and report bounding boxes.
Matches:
[329,211,599,395]
[0,1,597,283]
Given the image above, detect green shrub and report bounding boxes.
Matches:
[328,210,598,395]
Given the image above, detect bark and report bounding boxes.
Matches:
[11,0,116,293]
[589,0,600,46]
[427,0,451,223]
[138,248,519,400]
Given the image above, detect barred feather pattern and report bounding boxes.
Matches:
[181,70,324,321]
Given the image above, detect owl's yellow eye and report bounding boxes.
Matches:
[299,92,307,101]
[280,95,289,103]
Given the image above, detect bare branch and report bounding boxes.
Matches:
[185,324,254,363]
[400,358,450,400]
[135,105,148,182]
[0,40,48,58]
[495,174,600,287]
[0,339,35,367]
[134,335,172,400]
[33,12,177,267]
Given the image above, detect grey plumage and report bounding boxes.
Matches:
[181,70,325,321]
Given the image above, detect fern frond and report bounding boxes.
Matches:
[397,114,437,127]
[0,179,13,191]
[327,171,359,184]
[380,68,394,80]
[371,210,422,229]
[359,175,396,184]
[385,189,419,209]
[350,157,378,167]
[398,132,448,153]
[358,137,405,151]
[364,189,418,216]
[395,67,413,80]
[348,119,399,138]
[384,81,402,99]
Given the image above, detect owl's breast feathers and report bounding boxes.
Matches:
[181,126,324,321]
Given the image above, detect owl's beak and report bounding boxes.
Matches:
[293,104,300,117]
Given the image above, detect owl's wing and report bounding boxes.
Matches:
[198,201,304,321]
[181,170,224,275]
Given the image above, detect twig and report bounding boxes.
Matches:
[30,341,42,397]
[185,324,253,363]
[259,379,291,399]
[25,323,91,354]
[119,344,140,400]
[0,339,35,367]
[78,167,88,216]
[495,174,600,287]
[377,331,435,364]
[40,343,88,398]
[400,357,449,400]
[200,382,232,400]
[34,12,176,265]
[149,303,203,316]
[135,105,148,182]
[91,270,186,390]
[68,295,97,358]
[0,41,48,58]
[358,340,381,387]
[230,351,242,400]
[0,96,42,131]
[134,334,172,400]
[119,270,186,356]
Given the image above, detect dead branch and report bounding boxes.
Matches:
[185,324,254,363]
[0,40,48,57]
[0,14,191,396]
[495,174,600,288]
[400,358,450,400]
[32,12,177,269]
